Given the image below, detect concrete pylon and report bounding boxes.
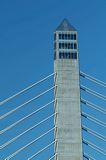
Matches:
[54,19,83,160]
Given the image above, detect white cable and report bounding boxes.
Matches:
[81,98,106,114]
[5,127,56,160]
[48,154,57,160]
[0,113,57,149]
[83,139,106,155]
[80,85,106,101]
[0,73,55,106]
[80,71,106,87]
[82,125,106,141]
[83,153,96,160]
[0,85,56,120]
[0,100,56,135]
[81,112,106,127]
[27,140,56,160]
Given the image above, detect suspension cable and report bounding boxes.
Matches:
[82,125,106,141]
[0,73,55,106]
[0,100,56,135]
[80,71,106,87]
[83,153,96,160]
[81,112,106,127]
[81,98,106,114]
[0,113,57,149]
[5,127,56,160]
[83,139,106,155]
[0,85,56,120]
[80,85,106,101]
[27,140,56,160]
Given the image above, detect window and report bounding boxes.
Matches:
[64,43,68,49]
[58,33,77,40]
[62,34,64,39]
[59,52,61,58]
[59,43,62,49]
[65,34,67,39]
[71,34,77,40]
[67,52,71,58]
[59,43,77,49]
[71,34,74,40]
[62,43,64,49]
[59,34,62,39]
[68,43,71,49]
[71,52,77,59]
[71,43,74,49]
[68,34,71,39]
[59,52,66,59]
[59,43,66,49]
[74,34,76,40]
[59,52,63,59]
[58,34,71,40]
[74,43,77,49]
[59,52,77,59]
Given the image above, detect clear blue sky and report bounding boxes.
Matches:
[0,0,106,159]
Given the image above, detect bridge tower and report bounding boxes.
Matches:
[54,19,83,160]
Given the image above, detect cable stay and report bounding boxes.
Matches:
[80,85,106,101]
[48,154,57,160]
[0,112,57,149]
[4,127,56,160]
[80,71,106,87]
[0,85,56,121]
[81,112,106,127]
[81,98,106,114]
[83,139,106,155]
[83,154,89,160]
[0,72,55,106]
[27,140,56,160]
[0,100,56,135]
[82,125,106,141]
[83,153,96,160]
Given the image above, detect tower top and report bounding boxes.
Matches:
[56,18,76,31]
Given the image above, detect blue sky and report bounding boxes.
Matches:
[0,0,106,159]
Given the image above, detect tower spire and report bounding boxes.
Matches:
[56,18,76,31]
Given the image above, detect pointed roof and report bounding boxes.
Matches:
[56,18,76,31]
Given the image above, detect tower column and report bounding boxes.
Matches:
[54,19,83,160]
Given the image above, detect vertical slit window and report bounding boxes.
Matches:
[74,43,77,49]
[71,34,74,40]
[65,43,68,49]
[59,52,61,59]
[71,52,77,59]
[68,43,71,49]
[71,43,74,49]
[68,34,71,39]
[74,34,76,40]
[59,34,62,39]
[61,43,64,49]
[65,34,67,39]
[67,53,70,58]
[62,34,64,39]
[59,43,61,49]
[59,52,64,59]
